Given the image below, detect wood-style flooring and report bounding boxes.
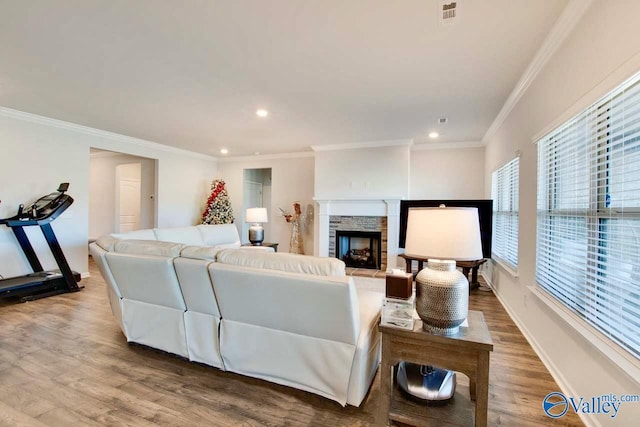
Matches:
[0,258,584,426]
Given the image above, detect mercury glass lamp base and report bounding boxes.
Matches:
[415,259,468,336]
[248,224,264,245]
[422,322,460,336]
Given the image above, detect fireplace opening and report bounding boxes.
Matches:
[335,230,382,270]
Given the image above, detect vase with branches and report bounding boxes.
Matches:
[280,202,305,254]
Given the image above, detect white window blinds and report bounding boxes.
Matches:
[536,71,640,359]
[491,157,519,270]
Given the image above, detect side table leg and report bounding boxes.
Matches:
[471,266,479,284]
[475,351,490,427]
[462,267,471,281]
[378,339,392,426]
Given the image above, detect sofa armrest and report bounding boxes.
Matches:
[239,246,275,253]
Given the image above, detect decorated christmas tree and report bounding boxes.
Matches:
[202,179,234,224]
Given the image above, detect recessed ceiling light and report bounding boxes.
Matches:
[256,109,268,118]
[220,148,229,154]
[254,151,261,155]
[429,132,439,139]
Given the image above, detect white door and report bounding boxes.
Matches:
[116,163,141,233]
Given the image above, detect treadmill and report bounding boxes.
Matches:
[0,183,82,302]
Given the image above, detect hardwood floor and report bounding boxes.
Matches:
[0,259,584,426]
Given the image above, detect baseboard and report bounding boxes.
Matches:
[81,272,91,279]
[479,271,600,427]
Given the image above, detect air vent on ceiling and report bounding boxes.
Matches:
[439,1,459,27]
[438,117,448,124]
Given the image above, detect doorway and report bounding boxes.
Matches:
[89,148,157,240]
[242,168,272,243]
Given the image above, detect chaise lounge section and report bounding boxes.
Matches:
[89,224,383,406]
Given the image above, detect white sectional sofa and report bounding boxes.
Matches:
[89,224,383,407]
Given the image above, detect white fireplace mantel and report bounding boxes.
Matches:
[314,197,402,271]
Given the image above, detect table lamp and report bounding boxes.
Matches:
[404,206,483,335]
[245,207,268,245]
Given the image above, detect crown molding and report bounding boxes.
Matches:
[411,140,484,151]
[89,150,123,159]
[481,0,594,144]
[311,139,413,152]
[0,106,218,162]
[217,151,314,163]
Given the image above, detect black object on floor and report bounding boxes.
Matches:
[396,361,457,402]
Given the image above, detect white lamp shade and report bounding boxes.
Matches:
[245,207,268,223]
[405,207,483,261]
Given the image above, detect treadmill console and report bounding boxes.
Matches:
[1,183,74,225]
[24,183,73,221]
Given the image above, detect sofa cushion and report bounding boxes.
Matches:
[153,226,205,246]
[111,229,157,240]
[216,249,346,276]
[114,239,184,257]
[95,235,118,252]
[180,245,220,260]
[211,263,358,343]
[106,253,186,310]
[197,224,241,248]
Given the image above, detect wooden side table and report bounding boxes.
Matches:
[378,310,493,427]
[457,259,488,289]
[241,242,279,252]
[398,254,487,290]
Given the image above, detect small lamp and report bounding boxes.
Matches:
[245,207,268,245]
[405,206,483,335]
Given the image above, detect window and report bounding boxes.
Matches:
[491,157,519,270]
[536,71,640,359]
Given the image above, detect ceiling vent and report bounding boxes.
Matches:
[439,1,459,27]
[438,117,448,124]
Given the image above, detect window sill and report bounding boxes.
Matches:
[491,256,519,278]
[529,285,640,386]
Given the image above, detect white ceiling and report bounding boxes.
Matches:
[0,0,567,156]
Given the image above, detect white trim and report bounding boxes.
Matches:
[89,150,131,159]
[530,285,640,387]
[482,0,594,144]
[218,151,314,162]
[481,272,600,427]
[0,106,218,162]
[310,139,413,152]
[81,272,91,279]
[411,141,484,150]
[489,257,519,278]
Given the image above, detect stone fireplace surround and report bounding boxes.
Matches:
[315,198,401,272]
[330,217,386,270]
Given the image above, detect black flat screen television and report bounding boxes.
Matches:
[399,199,493,259]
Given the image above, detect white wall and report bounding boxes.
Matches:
[217,155,315,254]
[314,145,410,199]
[314,143,483,201]
[410,146,485,199]
[483,1,640,425]
[89,151,156,240]
[0,110,217,277]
